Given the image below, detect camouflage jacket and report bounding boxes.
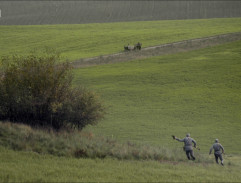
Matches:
[209,143,224,155]
[176,137,197,151]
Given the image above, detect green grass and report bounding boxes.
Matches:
[1,18,241,61]
[73,40,241,155]
[1,146,241,182]
[1,121,202,162]
[1,18,241,182]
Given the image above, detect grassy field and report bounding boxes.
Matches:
[1,146,241,182]
[1,18,241,182]
[1,18,241,61]
[74,40,241,155]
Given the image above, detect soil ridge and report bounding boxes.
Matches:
[71,32,241,68]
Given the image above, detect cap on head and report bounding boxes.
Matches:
[215,139,219,143]
[186,133,190,137]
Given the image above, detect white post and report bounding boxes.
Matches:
[0,9,1,18]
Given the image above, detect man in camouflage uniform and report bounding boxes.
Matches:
[209,139,225,166]
[173,133,197,160]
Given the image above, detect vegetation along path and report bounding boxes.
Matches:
[71,32,241,68]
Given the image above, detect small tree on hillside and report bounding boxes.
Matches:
[0,53,105,130]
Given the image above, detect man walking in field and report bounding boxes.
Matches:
[209,139,225,166]
[172,133,197,160]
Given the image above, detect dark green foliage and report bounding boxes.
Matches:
[0,54,104,130]
[49,87,105,130]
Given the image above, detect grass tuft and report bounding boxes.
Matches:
[0,121,211,163]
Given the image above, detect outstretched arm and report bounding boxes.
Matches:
[171,135,184,142]
[175,138,185,142]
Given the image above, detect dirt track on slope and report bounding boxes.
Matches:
[71,32,241,68]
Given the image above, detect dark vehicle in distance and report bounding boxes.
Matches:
[124,42,142,51]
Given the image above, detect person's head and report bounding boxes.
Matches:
[186,133,190,137]
[215,139,219,143]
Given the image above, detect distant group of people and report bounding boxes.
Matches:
[173,133,225,166]
[124,42,142,51]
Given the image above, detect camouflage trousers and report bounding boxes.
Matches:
[185,150,195,160]
[214,153,224,165]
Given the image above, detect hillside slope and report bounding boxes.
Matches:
[1,18,241,61]
[74,40,241,154]
[1,32,241,182]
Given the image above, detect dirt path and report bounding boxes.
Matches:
[71,32,241,68]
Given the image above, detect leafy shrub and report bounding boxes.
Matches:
[53,87,105,129]
[0,53,105,130]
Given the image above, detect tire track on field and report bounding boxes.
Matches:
[71,32,241,68]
